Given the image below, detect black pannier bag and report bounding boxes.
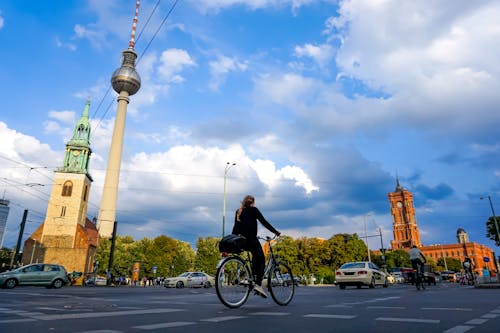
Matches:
[219,234,247,253]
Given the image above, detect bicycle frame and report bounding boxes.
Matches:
[215,235,295,308]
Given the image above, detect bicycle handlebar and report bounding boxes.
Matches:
[258,234,279,241]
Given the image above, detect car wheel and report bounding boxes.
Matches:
[338,284,346,290]
[176,281,184,288]
[5,278,17,289]
[204,281,211,288]
[383,278,389,288]
[52,279,64,289]
[369,277,376,288]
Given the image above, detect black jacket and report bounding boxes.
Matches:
[232,206,278,240]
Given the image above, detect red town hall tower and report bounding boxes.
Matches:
[388,179,422,249]
[387,180,497,276]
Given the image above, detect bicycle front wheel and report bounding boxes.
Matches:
[268,261,295,306]
[215,256,251,308]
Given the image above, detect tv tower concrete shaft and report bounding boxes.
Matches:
[97,0,141,238]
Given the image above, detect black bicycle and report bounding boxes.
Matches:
[215,235,295,308]
[415,268,426,290]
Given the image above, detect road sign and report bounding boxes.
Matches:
[483,257,490,262]
[153,265,157,274]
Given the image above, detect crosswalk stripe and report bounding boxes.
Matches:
[304,314,356,319]
[133,321,196,329]
[376,317,440,324]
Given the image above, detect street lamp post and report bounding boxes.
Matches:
[222,162,236,237]
[480,195,500,245]
[440,244,448,271]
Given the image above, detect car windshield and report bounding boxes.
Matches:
[340,262,366,269]
[179,272,190,277]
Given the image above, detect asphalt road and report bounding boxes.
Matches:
[0,282,499,333]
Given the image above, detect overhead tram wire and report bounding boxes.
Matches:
[91,0,179,133]
[137,0,181,63]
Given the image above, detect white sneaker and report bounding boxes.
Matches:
[253,284,268,298]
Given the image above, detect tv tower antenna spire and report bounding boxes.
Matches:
[97,0,142,238]
[129,0,140,49]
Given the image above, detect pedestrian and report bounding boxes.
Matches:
[231,194,281,298]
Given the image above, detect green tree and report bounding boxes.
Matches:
[0,247,13,270]
[438,257,461,272]
[486,216,500,246]
[385,249,411,268]
[194,237,220,275]
[273,236,304,279]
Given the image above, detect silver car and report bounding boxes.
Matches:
[0,263,69,289]
[335,261,388,289]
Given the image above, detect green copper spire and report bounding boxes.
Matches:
[58,100,93,176]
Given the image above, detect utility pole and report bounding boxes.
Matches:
[364,216,371,262]
[11,209,28,267]
[222,162,236,237]
[379,228,386,268]
[107,221,117,286]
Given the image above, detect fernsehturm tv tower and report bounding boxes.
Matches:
[97,0,141,238]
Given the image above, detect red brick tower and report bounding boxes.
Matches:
[388,179,422,249]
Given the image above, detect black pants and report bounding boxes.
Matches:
[245,238,265,285]
[411,259,424,274]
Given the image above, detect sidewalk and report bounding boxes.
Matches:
[475,276,500,289]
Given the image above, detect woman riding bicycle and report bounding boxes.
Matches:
[409,245,426,283]
[231,195,281,298]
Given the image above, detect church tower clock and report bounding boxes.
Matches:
[388,179,422,249]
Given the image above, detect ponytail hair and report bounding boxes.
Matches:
[236,195,255,221]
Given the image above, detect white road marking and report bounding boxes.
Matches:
[367,306,406,309]
[200,316,246,322]
[76,330,123,333]
[443,325,475,333]
[28,308,184,321]
[133,322,196,329]
[325,304,353,308]
[344,296,401,305]
[465,318,488,325]
[376,317,440,324]
[0,318,37,324]
[249,312,290,316]
[481,313,499,318]
[422,307,472,311]
[304,314,356,319]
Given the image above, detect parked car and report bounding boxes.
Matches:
[391,272,405,283]
[335,261,389,289]
[164,272,215,288]
[0,263,69,289]
[84,276,107,286]
[270,273,300,286]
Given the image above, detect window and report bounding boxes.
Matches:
[61,206,66,217]
[83,185,88,201]
[62,181,73,197]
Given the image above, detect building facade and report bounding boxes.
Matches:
[21,101,99,274]
[388,180,497,275]
[0,199,10,248]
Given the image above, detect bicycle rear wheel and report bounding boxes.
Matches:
[268,261,295,306]
[215,256,251,308]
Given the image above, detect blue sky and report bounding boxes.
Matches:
[1,0,499,253]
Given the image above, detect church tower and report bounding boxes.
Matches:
[42,100,93,247]
[22,101,98,274]
[388,179,422,249]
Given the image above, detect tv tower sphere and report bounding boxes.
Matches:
[111,48,141,95]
